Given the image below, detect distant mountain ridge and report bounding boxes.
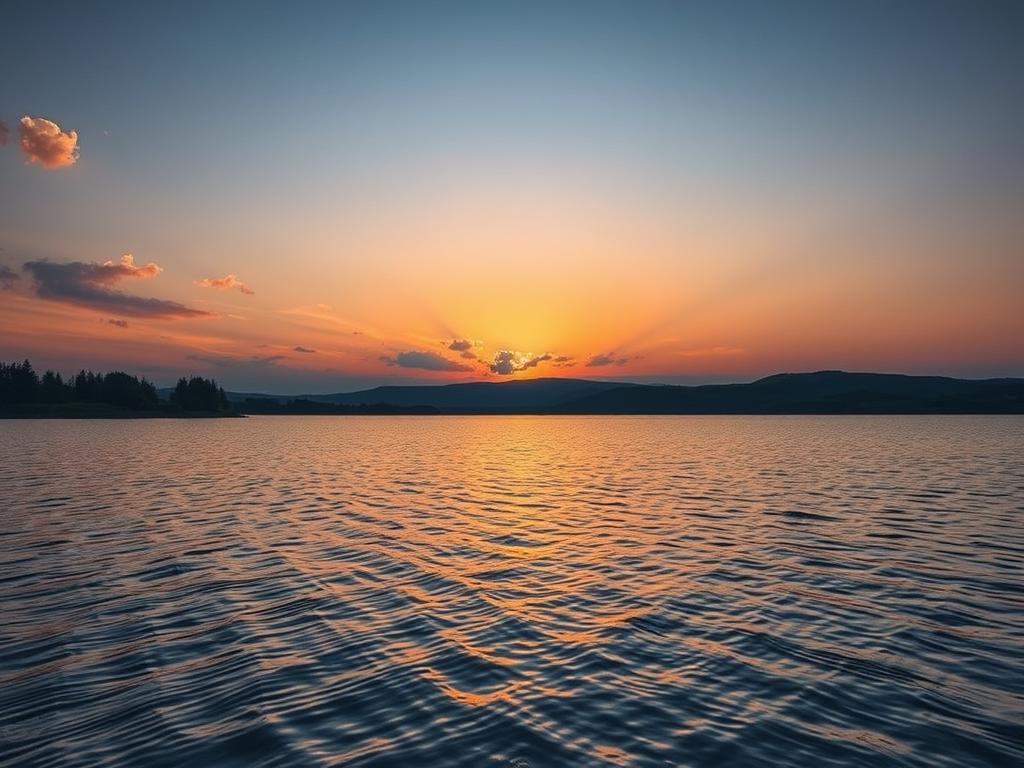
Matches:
[220,372,1024,414]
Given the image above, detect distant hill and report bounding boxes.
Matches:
[557,372,1024,414]
[222,372,1024,415]
[225,378,627,411]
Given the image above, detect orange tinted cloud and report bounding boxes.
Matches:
[23,254,210,319]
[488,350,553,375]
[19,116,79,169]
[447,338,480,359]
[585,352,631,368]
[381,350,472,372]
[196,274,254,295]
[102,253,161,280]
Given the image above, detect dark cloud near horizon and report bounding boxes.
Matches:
[108,319,129,328]
[381,350,472,372]
[489,350,552,375]
[0,265,19,290]
[448,339,478,360]
[586,352,630,367]
[489,351,517,375]
[552,355,575,367]
[23,256,212,319]
[521,353,551,370]
[293,346,316,353]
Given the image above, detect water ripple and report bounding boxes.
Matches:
[1,416,1022,767]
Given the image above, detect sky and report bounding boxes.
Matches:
[1,0,1022,393]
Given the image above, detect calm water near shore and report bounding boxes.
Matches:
[1,416,1022,767]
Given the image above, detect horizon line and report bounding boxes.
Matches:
[178,369,1024,398]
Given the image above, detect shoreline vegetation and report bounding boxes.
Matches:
[0,360,239,418]
[3,360,1023,418]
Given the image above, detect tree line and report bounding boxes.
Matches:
[0,359,233,414]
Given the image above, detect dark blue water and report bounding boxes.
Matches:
[1,416,1022,767]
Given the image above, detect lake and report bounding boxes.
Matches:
[1,416,1021,767]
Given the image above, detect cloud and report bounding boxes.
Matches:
[552,355,575,367]
[585,352,631,367]
[0,120,8,146]
[293,346,316,353]
[195,274,254,295]
[19,116,79,170]
[488,350,553,375]
[23,254,212,319]
[489,350,518,375]
[380,350,473,372]
[447,338,481,360]
[0,265,19,290]
[108,319,129,328]
[521,353,551,370]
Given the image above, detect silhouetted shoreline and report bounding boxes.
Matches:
[229,371,1024,415]
[0,360,238,418]
[4,362,1023,417]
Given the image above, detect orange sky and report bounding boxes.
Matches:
[1,3,1022,391]
[2,186,1020,392]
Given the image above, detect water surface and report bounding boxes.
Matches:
[1,416,1022,767]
